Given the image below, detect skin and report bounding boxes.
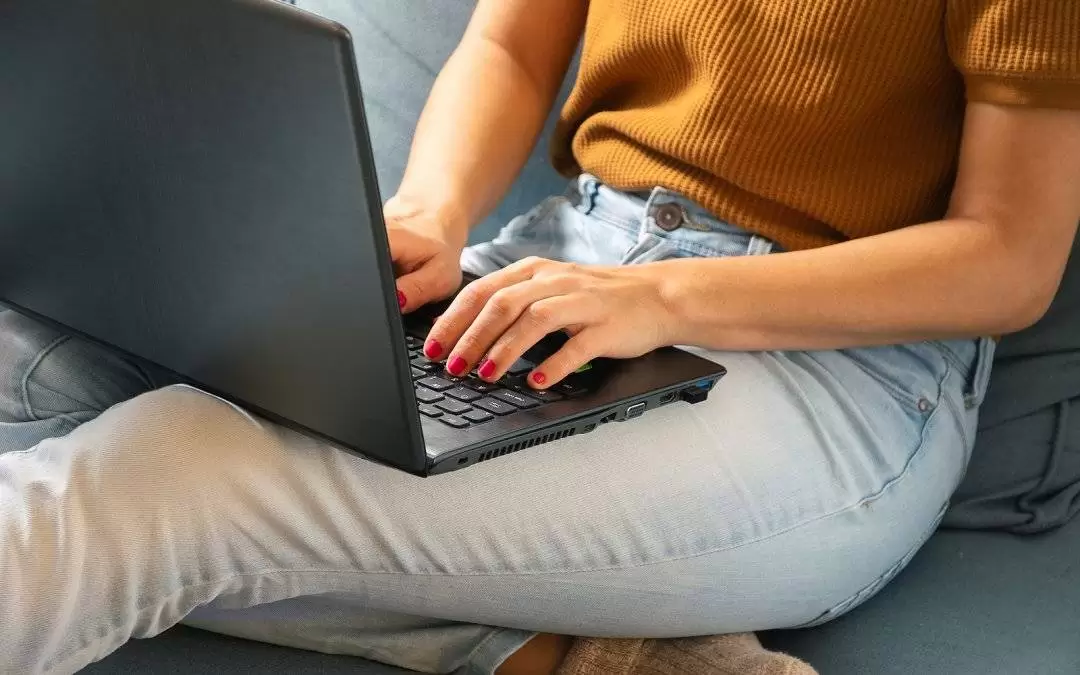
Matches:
[385,0,1080,671]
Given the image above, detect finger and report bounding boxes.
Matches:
[477,296,596,382]
[425,256,551,363]
[395,259,460,314]
[528,331,605,389]
[439,274,582,377]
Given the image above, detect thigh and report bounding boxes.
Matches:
[0,309,159,453]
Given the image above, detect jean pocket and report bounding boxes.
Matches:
[840,343,946,415]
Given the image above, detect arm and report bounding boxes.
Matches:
[384,0,587,250]
[425,104,1080,386]
[656,103,1080,350]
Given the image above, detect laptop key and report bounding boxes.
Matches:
[463,409,494,423]
[414,387,443,404]
[491,389,540,409]
[465,377,502,394]
[506,358,535,376]
[552,379,590,397]
[438,414,470,429]
[474,397,517,416]
[411,367,426,379]
[508,380,564,403]
[436,399,472,415]
[410,357,436,371]
[418,404,443,418]
[406,336,423,348]
[446,386,482,402]
[418,376,456,391]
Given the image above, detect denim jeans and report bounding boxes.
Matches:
[0,176,994,674]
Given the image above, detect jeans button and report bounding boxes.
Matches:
[653,203,683,232]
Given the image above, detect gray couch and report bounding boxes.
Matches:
[86,2,1080,673]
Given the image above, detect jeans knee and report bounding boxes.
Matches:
[70,386,283,508]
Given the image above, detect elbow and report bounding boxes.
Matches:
[988,270,1061,336]
[996,293,1053,335]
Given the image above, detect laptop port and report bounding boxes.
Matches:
[659,392,677,404]
[600,412,617,424]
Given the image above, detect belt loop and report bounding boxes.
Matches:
[571,174,600,215]
[746,235,775,256]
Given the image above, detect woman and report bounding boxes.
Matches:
[2,0,1079,673]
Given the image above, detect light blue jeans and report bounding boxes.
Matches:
[0,176,994,674]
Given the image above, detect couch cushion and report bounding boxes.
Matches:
[82,626,414,675]
[764,515,1080,674]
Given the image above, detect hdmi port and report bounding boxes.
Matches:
[600,412,617,424]
[659,392,677,404]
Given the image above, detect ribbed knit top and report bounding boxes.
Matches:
[551,1,1080,251]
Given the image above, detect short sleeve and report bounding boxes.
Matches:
[947,0,1080,108]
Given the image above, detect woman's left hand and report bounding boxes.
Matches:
[423,257,676,388]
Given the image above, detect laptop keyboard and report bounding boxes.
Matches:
[405,335,587,429]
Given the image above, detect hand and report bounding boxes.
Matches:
[424,257,675,388]
[384,198,467,313]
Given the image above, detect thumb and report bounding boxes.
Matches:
[396,260,460,313]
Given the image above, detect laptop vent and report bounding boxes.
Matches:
[476,428,577,463]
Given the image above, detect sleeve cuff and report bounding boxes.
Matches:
[965,74,1080,109]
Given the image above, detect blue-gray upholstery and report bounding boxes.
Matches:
[86,2,1080,673]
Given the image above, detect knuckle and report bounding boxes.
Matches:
[460,283,488,309]
[547,272,578,287]
[524,302,556,329]
[486,289,517,318]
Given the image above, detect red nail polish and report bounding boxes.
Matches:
[424,340,443,360]
[397,290,407,309]
[531,371,547,386]
[478,359,497,379]
[447,356,468,377]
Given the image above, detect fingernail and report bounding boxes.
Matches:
[424,340,443,360]
[478,359,497,379]
[397,290,407,309]
[447,356,468,377]
[531,371,547,386]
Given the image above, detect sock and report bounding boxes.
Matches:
[557,633,818,675]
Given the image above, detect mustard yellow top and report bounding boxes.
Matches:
[552,0,1080,251]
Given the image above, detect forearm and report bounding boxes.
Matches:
[654,217,1071,351]
[386,38,560,248]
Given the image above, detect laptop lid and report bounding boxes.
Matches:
[0,0,428,473]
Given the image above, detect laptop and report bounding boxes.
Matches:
[0,0,727,476]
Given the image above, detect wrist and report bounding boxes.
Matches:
[384,192,471,251]
[635,260,707,347]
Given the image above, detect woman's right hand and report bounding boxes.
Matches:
[384,196,466,314]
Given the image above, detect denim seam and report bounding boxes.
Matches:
[930,340,975,385]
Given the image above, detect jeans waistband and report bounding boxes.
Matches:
[568,174,781,256]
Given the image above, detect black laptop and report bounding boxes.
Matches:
[0,0,726,475]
